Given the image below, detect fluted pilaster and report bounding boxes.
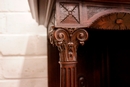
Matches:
[49,27,88,87]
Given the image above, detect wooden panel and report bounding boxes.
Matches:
[56,2,81,27]
[77,30,130,87]
[84,0,130,3]
[48,39,60,87]
[77,30,110,87]
[108,31,130,87]
[58,0,130,3]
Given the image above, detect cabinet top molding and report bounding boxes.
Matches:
[28,0,55,27]
[28,0,130,27]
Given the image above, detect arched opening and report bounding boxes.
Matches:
[90,12,130,30]
[77,13,130,87]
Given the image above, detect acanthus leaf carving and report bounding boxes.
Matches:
[49,27,88,62]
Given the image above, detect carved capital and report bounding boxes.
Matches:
[49,27,88,62]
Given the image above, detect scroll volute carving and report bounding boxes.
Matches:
[49,27,88,62]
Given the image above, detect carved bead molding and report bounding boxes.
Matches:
[49,27,88,62]
[90,13,130,30]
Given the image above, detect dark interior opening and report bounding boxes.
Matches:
[77,30,130,87]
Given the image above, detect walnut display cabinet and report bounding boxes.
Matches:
[29,0,130,87]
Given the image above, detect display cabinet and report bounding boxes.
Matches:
[28,0,130,87]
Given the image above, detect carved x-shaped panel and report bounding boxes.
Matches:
[60,3,80,24]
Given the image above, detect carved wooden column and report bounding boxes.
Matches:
[49,27,88,87]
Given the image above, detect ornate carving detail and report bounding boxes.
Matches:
[87,6,111,19]
[90,13,130,30]
[49,27,88,87]
[49,27,88,61]
[60,3,80,24]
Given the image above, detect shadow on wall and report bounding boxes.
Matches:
[18,35,48,87]
[0,35,47,87]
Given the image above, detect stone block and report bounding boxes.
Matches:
[0,56,47,79]
[0,14,6,33]
[6,13,47,34]
[0,34,47,56]
[0,0,30,11]
[0,0,8,11]
[0,78,47,87]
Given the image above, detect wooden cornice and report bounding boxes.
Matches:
[28,0,55,27]
[28,0,130,27]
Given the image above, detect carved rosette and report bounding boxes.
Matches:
[49,27,88,87]
[90,13,130,30]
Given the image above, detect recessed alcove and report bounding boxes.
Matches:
[77,30,130,87]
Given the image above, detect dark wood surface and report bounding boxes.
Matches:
[48,1,130,87]
[77,30,130,87]
[48,30,130,87]
[48,39,60,87]
[60,0,130,3]
[85,0,130,3]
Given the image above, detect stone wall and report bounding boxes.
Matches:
[0,0,47,87]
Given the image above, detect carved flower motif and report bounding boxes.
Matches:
[91,13,130,30]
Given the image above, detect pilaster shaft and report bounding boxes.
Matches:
[59,62,77,87]
[49,27,88,87]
